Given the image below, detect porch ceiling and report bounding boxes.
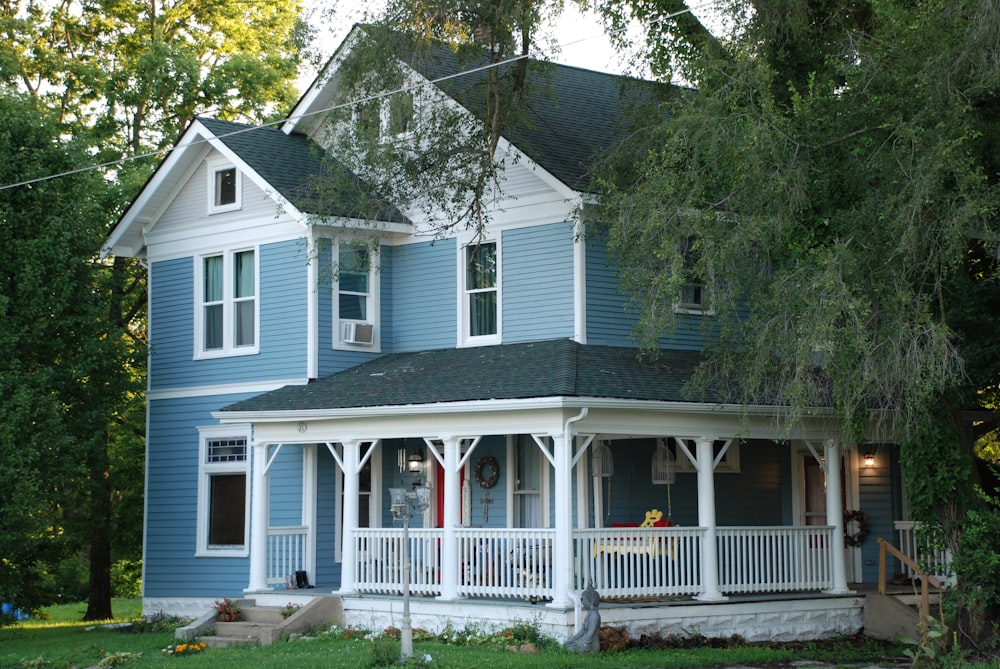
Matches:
[220,339,707,414]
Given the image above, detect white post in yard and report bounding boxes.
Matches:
[824,439,852,594]
[695,437,726,602]
[246,440,271,592]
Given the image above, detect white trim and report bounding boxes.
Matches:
[206,158,242,215]
[332,239,381,352]
[573,222,586,343]
[457,235,501,347]
[196,424,252,557]
[194,246,260,359]
[147,378,307,401]
[334,444,382,563]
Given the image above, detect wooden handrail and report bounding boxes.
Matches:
[878,537,945,642]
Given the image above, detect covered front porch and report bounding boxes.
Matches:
[216,341,867,638]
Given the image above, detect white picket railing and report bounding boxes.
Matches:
[894,521,953,584]
[573,527,704,598]
[458,528,555,600]
[717,526,833,593]
[266,526,309,586]
[353,528,443,596]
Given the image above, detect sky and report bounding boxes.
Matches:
[302,1,642,90]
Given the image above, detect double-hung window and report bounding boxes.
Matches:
[198,248,258,357]
[461,240,500,345]
[196,426,250,556]
[334,242,378,348]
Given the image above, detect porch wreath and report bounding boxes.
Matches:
[475,456,499,488]
[843,509,869,547]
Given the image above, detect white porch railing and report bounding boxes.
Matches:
[457,528,555,600]
[345,525,843,601]
[894,521,953,583]
[717,526,833,593]
[354,528,443,596]
[266,526,309,586]
[573,527,704,598]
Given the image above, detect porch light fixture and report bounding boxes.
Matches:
[864,452,875,468]
[591,440,614,477]
[388,485,431,662]
[407,450,424,473]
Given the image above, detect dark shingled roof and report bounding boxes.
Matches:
[197,117,409,223]
[408,52,672,193]
[220,339,707,414]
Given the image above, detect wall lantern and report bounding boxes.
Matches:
[864,452,875,468]
[407,450,424,473]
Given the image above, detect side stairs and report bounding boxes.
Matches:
[177,597,342,648]
[863,591,940,642]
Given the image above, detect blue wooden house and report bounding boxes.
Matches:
[106,26,922,641]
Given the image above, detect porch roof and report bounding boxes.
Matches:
[220,339,708,413]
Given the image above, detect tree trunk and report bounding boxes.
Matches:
[84,433,114,621]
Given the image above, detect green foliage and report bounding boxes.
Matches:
[368,632,400,667]
[110,560,142,600]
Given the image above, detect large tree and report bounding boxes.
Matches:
[0,0,311,620]
[326,0,1000,649]
[0,92,114,618]
[594,0,1000,647]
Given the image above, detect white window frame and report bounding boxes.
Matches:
[672,280,715,315]
[507,435,550,528]
[333,241,380,351]
[194,247,259,359]
[458,236,501,347]
[674,439,740,473]
[355,90,419,142]
[207,159,242,214]
[196,425,251,557]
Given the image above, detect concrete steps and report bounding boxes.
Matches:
[176,597,343,648]
[863,593,942,642]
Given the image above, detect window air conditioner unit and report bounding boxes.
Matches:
[342,322,374,345]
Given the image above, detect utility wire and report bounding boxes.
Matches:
[0,4,705,193]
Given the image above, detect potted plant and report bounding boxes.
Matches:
[214,597,241,622]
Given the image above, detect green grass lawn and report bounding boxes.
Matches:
[0,599,927,669]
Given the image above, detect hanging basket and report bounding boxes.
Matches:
[592,441,614,477]
[652,438,676,485]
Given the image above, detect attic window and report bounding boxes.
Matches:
[356,92,416,141]
[208,161,241,213]
[672,237,714,315]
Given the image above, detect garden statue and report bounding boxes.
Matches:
[564,583,601,653]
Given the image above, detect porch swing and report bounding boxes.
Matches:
[651,438,676,521]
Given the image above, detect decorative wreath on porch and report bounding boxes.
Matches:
[474,456,500,488]
[843,509,870,547]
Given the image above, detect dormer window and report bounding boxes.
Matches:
[207,160,241,213]
[356,91,416,141]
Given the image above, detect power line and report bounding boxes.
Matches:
[0,4,702,193]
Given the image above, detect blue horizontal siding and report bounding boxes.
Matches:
[145,392,260,598]
[148,239,308,391]
[859,444,901,582]
[268,445,304,527]
[391,238,456,351]
[502,223,575,343]
[585,234,709,350]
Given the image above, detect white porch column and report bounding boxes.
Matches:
[338,439,361,595]
[695,437,726,602]
[548,431,573,609]
[247,441,271,592]
[824,439,852,594]
[437,436,462,601]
